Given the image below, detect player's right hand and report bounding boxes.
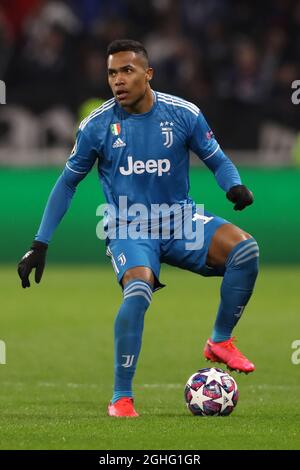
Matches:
[226,185,254,211]
[17,241,48,288]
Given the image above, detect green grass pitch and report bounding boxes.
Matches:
[0,264,299,450]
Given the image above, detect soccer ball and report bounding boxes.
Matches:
[184,367,238,416]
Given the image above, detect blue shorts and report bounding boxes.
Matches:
[106,210,229,291]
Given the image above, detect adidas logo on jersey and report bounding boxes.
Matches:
[119,156,171,176]
[113,138,126,148]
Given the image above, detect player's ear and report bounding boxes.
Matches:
[145,67,153,82]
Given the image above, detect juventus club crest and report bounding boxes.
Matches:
[117,252,126,266]
[122,355,134,368]
[160,121,174,148]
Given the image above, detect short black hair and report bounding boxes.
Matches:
[106,39,149,66]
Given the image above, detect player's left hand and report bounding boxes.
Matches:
[226,185,254,211]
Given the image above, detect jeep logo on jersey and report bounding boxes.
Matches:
[119,156,170,176]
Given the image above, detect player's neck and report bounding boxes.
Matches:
[122,86,154,115]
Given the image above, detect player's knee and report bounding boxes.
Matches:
[122,267,155,288]
[207,224,254,266]
[227,238,259,275]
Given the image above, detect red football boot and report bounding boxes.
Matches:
[107,397,139,418]
[204,337,255,373]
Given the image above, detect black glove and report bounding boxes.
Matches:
[17,241,48,288]
[226,184,254,211]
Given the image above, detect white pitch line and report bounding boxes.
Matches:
[2,382,300,391]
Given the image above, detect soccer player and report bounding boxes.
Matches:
[18,39,259,418]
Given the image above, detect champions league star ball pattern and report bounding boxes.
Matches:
[184,367,239,416]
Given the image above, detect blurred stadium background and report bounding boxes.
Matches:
[0,0,300,450]
[1,0,300,262]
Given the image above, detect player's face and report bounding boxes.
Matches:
[107,51,153,112]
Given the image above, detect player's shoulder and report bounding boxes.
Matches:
[78,97,117,134]
[155,91,200,117]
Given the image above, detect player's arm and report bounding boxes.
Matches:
[188,112,253,210]
[17,129,98,288]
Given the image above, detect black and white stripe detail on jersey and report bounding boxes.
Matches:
[156,92,200,117]
[106,246,120,274]
[79,98,116,131]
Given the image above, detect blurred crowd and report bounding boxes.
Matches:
[1,0,300,152]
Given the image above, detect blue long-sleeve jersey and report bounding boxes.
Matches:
[35,91,241,243]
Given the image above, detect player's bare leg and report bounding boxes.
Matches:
[206,224,252,266]
[122,266,155,288]
[203,224,259,373]
[108,267,154,417]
